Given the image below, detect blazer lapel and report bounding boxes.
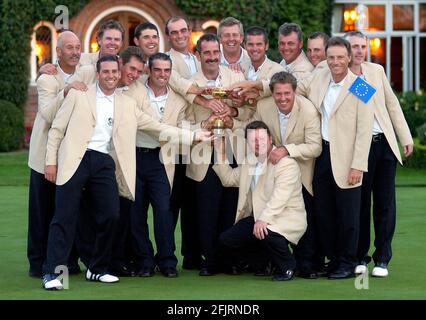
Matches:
[317,71,331,109]
[113,93,123,134]
[162,90,175,123]
[85,84,97,121]
[330,71,355,116]
[271,106,283,145]
[53,70,65,89]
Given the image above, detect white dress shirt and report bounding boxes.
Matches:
[87,84,115,154]
[278,110,291,143]
[320,76,347,141]
[136,82,169,149]
[220,46,245,67]
[57,64,74,85]
[179,51,198,77]
[247,56,268,81]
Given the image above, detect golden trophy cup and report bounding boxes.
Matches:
[213,118,225,137]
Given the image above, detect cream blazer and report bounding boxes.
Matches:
[29,68,67,173]
[185,66,252,182]
[45,84,193,200]
[360,62,413,164]
[234,95,322,195]
[297,69,375,189]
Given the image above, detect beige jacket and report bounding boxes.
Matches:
[360,62,413,164]
[213,155,307,245]
[185,66,252,182]
[79,52,99,66]
[126,82,188,188]
[297,69,375,189]
[29,68,67,173]
[244,57,285,94]
[280,51,314,81]
[234,95,322,195]
[45,84,193,201]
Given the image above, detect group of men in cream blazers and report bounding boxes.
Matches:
[27,15,413,290]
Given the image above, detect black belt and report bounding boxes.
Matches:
[372,133,385,143]
[136,147,160,153]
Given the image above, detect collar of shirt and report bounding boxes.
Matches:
[57,63,74,84]
[247,56,268,80]
[278,110,291,119]
[204,70,223,87]
[145,80,169,102]
[220,45,244,66]
[329,75,347,88]
[96,83,115,103]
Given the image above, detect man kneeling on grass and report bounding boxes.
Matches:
[213,120,307,281]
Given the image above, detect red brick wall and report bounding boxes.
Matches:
[24,86,38,148]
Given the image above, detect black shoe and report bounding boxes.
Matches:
[110,265,135,277]
[223,265,241,275]
[137,267,155,277]
[328,269,355,280]
[199,267,217,276]
[272,270,294,281]
[182,258,201,270]
[161,267,178,278]
[254,264,272,277]
[68,263,81,275]
[297,270,319,279]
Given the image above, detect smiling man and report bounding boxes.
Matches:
[218,17,251,72]
[278,23,314,80]
[243,26,284,82]
[307,32,329,68]
[41,55,211,290]
[297,37,375,279]
[134,22,159,58]
[343,31,413,278]
[230,71,322,278]
[213,120,307,282]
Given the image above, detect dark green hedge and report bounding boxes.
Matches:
[176,0,334,61]
[0,0,87,109]
[0,100,24,152]
[397,90,426,139]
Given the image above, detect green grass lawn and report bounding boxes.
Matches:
[1,151,426,299]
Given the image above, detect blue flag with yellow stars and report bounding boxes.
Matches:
[349,76,376,104]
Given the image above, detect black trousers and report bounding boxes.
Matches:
[28,169,79,275]
[313,141,361,272]
[358,134,397,265]
[220,216,296,273]
[42,150,119,275]
[131,147,177,270]
[293,186,324,272]
[195,164,238,270]
[171,161,202,266]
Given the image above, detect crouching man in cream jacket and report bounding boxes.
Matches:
[213,120,307,281]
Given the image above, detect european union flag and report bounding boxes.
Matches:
[349,76,376,104]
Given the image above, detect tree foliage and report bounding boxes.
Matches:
[0,0,87,108]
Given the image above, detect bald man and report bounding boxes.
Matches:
[27,31,86,278]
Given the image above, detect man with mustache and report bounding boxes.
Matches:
[343,31,413,278]
[27,30,87,279]
[185,33,252,276]
[41,55,210,290]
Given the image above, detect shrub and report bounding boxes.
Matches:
[397,90,426,139]
[0,100,24,152]
[404,139,426,170]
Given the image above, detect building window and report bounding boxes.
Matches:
[333,4,385,32]
[370,37,386,71]
[420,4,426,32]
[420,37,426,90]
[393,4,414,31]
